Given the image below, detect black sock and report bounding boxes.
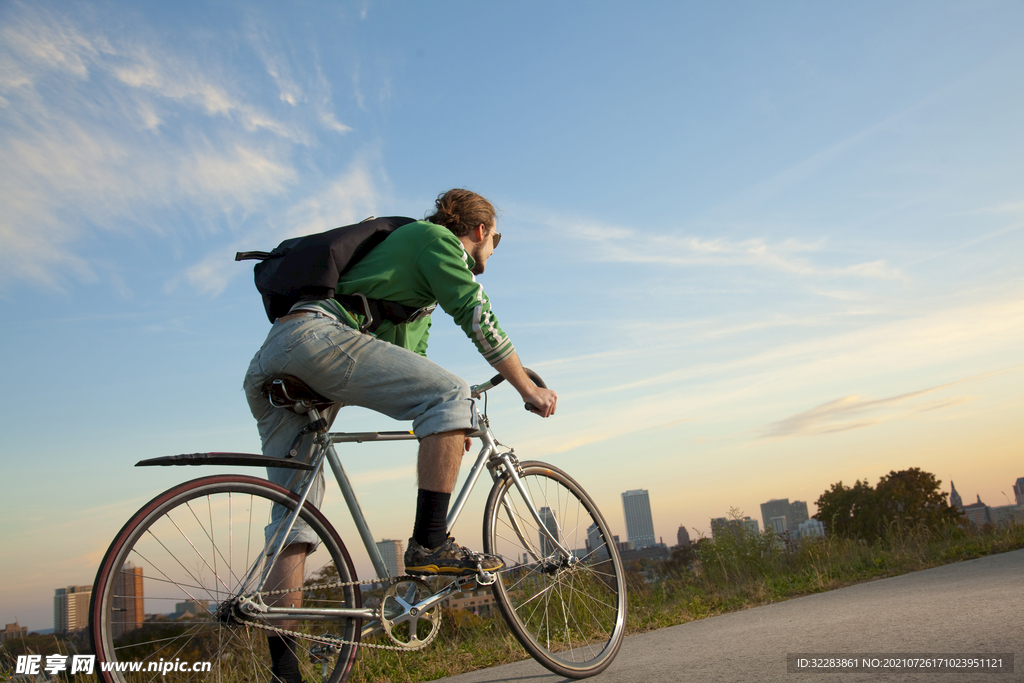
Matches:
[268,634,302,683]
[413,489,451,549]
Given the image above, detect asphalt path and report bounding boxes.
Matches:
[433,548,1022,683]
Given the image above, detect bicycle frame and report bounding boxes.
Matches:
[103,369,627,681]
[248,393,574,632]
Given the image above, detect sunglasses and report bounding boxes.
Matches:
[491,231,502,249]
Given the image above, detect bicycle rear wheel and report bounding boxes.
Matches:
[90,475,360,683]
[483,461,627,679]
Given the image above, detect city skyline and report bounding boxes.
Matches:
[2,2,1022,631]
[689,474,1023,547]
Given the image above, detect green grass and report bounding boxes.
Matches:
[351,610,525,683]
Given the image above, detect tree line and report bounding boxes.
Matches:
[813,467,962,540]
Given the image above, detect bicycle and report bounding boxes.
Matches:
[89,369,627,682]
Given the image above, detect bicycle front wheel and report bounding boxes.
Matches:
[90,475,360,683]
[483,461,627,679]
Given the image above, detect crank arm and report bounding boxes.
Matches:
[360,619,383,639]
[406,576,477,614]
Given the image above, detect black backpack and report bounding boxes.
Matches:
[236,216,426,327]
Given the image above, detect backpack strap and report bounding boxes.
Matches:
[235,251,272,261]
[336,293,437,333]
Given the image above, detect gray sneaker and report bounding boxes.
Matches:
[404,537,504,576]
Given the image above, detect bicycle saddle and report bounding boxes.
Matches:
[262,375,334,413]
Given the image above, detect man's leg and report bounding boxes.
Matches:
[246,315,500,577]
[418,430,465,492]
[265,542,309,627]
[412,431,465,550]
[405,430,504,575]
[264,543,309,683]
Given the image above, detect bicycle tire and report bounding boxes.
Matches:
[483,462,627,678]
[89,475,360,683]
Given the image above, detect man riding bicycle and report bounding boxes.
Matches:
[243,188,557,682]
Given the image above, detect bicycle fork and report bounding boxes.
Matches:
[490,452,576,566]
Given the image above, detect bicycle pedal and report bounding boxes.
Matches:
[475,566,497,586]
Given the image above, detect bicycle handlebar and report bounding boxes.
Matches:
[471,367,548,413]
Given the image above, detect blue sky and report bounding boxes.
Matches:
[2,0,1023,631]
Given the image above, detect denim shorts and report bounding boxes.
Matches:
[243,313,476,547]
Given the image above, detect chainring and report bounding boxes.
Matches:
[379,577,442,650]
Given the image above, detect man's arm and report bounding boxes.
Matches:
[417,233,516,365]
[492,351,557,417]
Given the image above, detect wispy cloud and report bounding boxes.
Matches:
[906,219,1024,268]
[556,218,905,280]
[0,5,112,80]
[513,392,699,457]
[245,18,352,133]
[111,43,306,142]
[975,200,1024,215]
[0,3,357,291]
[567,293,1024,402]
[182,159,380,296]
[758,379,984,439]
[312,53,353,134]
[532,308,878,371]
[181,144,297,203]
[246,22,304,107]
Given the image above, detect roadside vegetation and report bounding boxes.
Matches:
[349,467,1024,682]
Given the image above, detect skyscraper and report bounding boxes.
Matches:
[112,563,144,639]
[676,525,691,547]
[586,522,609,560]
[54,585,91,633]
[1013,478,1024,506]
[710,517,732,539]
[789,501,809,527]
[539,507,559,557]
[621,489,656,549]
[950,481,964,508]
[760,498,791,533]
[760,498,809,534]
[375,539,405,579]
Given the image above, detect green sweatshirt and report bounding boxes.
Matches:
[299,221,514,365]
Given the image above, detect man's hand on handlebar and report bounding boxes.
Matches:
[491,351,558,418]
[522,386,558,417]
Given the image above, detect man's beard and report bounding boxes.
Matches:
[470,244,486,275]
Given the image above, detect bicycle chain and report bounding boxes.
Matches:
[240,574,443,652]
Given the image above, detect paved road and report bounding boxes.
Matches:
[434,549,1022,683]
